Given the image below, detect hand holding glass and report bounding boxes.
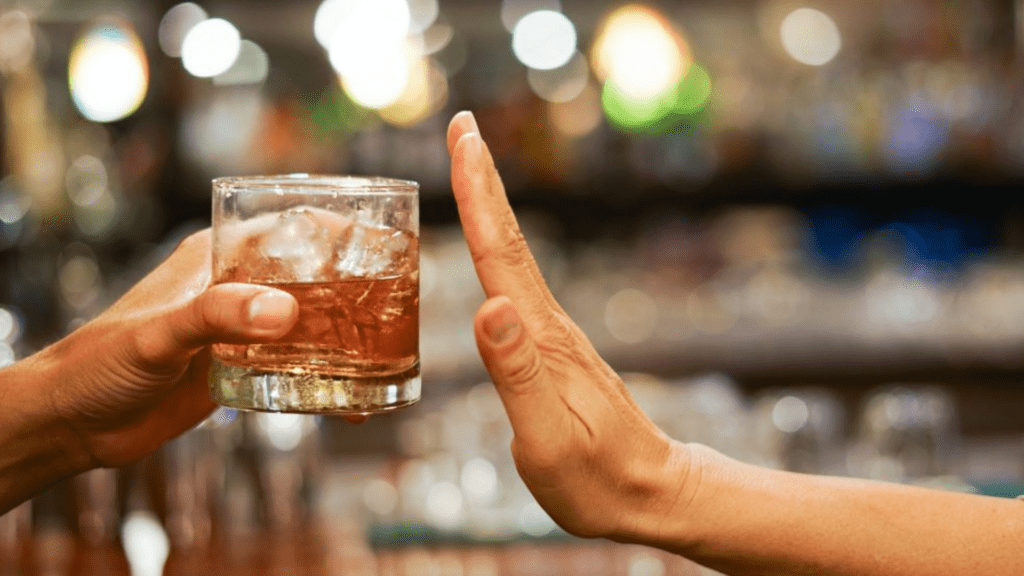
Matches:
[209,175,420,414]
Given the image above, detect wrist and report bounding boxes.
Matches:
[31,345,99,473]
[0,350,96,512]
[603,437,705,549]
[618,440,727,555]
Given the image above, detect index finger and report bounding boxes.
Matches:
[447,112,565,325]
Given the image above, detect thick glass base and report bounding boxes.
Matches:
[209,359,421,415]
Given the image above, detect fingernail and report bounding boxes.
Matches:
[462,132,483,162]
[483,301,520,345]
[248,290,296,330]
[462,111,479,133]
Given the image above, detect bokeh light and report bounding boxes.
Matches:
[864,271,941,327]
[314,0,340,47]
[434,27,468,77]
[121,511,170,576]
[65,154,108,207]
[69,22,149,123]
[501,0,560,32]
[591,6,710,134]
[772,396,810,433]
[322,0,422,109]
[0,306,21,344]
[779,8,841,66]
[421,20,454,55]
[591,5,689,100]
[601,79,676,130]
[180,89,266,171]
[407,0,440,35]
[214,40,269,85]
[512,10,577,70]
[316,0,411,49]
[883,99,948,177]
[379,58,449,126]
[0,181,31,226]
[628,553,666,576]
[674,62,712,115]
[158,2,207,58]
[73,188,118,239]
[362,479,399,517]
[257,413,305,451]
[0,343,13,368]
[336,41,414,109]
[528,50,589,102]
[548,82,603,137]
[59,251,102,311]
[460,457,499,505]
[605,288,659,344]
[424,481,464,530]
[181,18,241,78]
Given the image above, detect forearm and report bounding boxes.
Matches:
[643,444,1024,576]
[0,353,93,514]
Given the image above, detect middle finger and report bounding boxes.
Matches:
[448,116,566,325]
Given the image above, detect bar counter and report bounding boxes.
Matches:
[1,523,710,576]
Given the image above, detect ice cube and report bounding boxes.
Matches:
[258,208,331,282]
[333,221,416,278]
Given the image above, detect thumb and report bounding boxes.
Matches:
[134,283,299,368]
[474,296,560,440]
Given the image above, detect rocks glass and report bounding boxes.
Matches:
[209,174,420,414]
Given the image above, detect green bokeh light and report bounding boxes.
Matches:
[602,62,713,133]
[601,81,677,132]
[674,63,712,115]
[300,85,372,138]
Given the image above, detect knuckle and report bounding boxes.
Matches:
[470,245,513,273]
[502,226,531,256]
[189,290,240,341]
[193,292,222,329]
[130,319,195,377]
[540,313,576,344]
[536,315,582,358]
[471,227,531,269]
[130,322,168,370]
[158,294,219,355]
[502,346,544,391]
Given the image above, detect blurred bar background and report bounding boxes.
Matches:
[3,0,1024,574]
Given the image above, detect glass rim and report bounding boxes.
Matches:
[213,174,419,194]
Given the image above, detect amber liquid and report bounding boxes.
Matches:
[213,272,419,377]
